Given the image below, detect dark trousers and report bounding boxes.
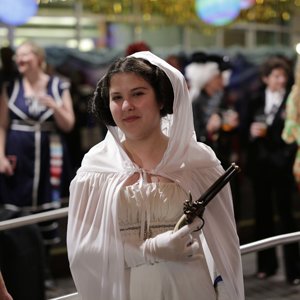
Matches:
[252,168,300,280]
[0,211,46,300]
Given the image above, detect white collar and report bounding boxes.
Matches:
[264,88,285,115]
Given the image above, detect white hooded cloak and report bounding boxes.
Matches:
[67,51,244,300]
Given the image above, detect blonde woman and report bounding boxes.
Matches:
[0,40,75,299]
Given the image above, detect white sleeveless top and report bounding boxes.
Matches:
[118,182,218,300]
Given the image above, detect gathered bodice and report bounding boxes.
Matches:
[118,181,188,241]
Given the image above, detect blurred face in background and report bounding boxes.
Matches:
[14,43,41,74]
[204,73,224,96]
[263,67,288,92]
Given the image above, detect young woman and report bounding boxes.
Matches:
[67,51,244,300]
[0,40,75,221]
[0,40,75,298]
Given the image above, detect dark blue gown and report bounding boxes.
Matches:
[0,76,71,244]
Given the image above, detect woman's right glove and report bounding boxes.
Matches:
[140,217,202,264]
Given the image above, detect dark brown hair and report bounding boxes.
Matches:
[260,56,291,78]
[89,56,174,126]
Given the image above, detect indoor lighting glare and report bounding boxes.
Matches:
[79,39,95,51]
[296,43,300,55]
[66,39,78,48]
[66,39,95,51]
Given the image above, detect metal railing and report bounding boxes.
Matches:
[49,293,80,300]
[240,231,300,255]
[0,207,69,232]
[1,207,300,300]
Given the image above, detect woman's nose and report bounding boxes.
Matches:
[279,76,286,84]
[122,99,134,111]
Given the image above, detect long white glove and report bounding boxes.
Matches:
[141,217,203,263]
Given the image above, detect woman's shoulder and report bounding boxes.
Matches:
[2,76,21,97]
[80,141,108,169]
[190,140,219,163]
[49,75,70,91]
[78,137,128,174]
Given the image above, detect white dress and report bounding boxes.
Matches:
[119,181,217,300]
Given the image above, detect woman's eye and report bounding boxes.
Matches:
[111,95,122,101]
[133,91,144,97]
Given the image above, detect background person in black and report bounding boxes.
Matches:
[0,47,18,91]
[243,56,300,284]
[185,52,242,221]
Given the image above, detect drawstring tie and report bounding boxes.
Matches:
[136,169,152,240]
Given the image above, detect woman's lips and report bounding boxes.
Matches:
[123,116,140,122]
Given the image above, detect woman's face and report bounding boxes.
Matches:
[109,72,162,141]
[14,44,40,74]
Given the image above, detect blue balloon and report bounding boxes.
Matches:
[196,0,241,26]
[0,0,38,26]
[240,0,255,10]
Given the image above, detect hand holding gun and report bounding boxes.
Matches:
[174,163,240,231]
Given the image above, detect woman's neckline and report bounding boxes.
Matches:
[123,171,174,187]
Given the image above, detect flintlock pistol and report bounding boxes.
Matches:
[174,162,241,231]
